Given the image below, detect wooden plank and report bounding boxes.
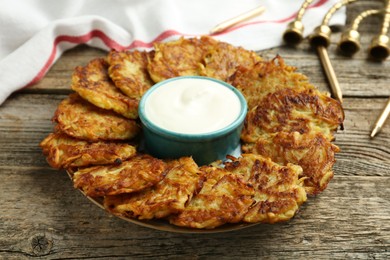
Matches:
[0,94,66,168]
[21,46,107,94]
[0,166,388,259]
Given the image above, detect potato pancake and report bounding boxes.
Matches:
[231,55,315,109]
[147,37,208,83]
[71,58,139,119]
[224,154,307,223]
[242,132,339,195]
[104,157,201,219]
[73,154,166,197]
[108,50,155,99]
[201,39,262,81]
[40,133,136,169]
[241,88,344,142]
[170,166,254,229]
[147,36,262,83]
[53,93,140,141]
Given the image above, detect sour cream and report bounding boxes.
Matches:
[144,77,242,134]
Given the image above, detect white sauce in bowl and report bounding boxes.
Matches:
[144,78,241,134]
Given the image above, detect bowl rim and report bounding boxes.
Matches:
[138,76,248,141]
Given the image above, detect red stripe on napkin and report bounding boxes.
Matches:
[27,29,185,86]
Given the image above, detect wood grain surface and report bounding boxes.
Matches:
[1,1,389,259]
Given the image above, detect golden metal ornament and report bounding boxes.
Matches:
[283,0,314,45]
[283,0,390,58]
[368,0,390,61]
[338,9,381,56]
[309,0,358,48]
[338,9,382,56]
[307,0,359,104]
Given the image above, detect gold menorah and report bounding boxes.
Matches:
[284,0,390,60]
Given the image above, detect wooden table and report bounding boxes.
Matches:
[1,2,389,259]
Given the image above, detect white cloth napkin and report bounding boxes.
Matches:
[0,0,346,105]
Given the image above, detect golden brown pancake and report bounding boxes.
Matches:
[224,154,307,223]
[104,157,201,219]
[71,58,139,119]
[108,50,155,99]
[73,154,166,197]
[231,55,315,109]
[240,88,344,142]
[53,93,140,141]
[40,133,137,169]
[170,166,254,229]
[147,37,208,83]
[242,132,339,195]
[147,36,262,83]
[201,39,262,81]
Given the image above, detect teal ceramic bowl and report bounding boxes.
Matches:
[138,76,247,166]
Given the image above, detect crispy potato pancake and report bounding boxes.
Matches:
[73,154,167,197]
[231,55,316,109]
[108,50,155,99]
[147,37,209,82]
[170,166,254,229]
[53,93,140,141]
[71,58,139,119]
[147,36,262,83]
[242,132,339,195]
[241,88,344,142]
[40,133,136,169]
[104,157,201,219]
[202,39,262,81]
[224,154,306,223]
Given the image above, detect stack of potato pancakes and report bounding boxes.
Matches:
[40,36,344,229]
